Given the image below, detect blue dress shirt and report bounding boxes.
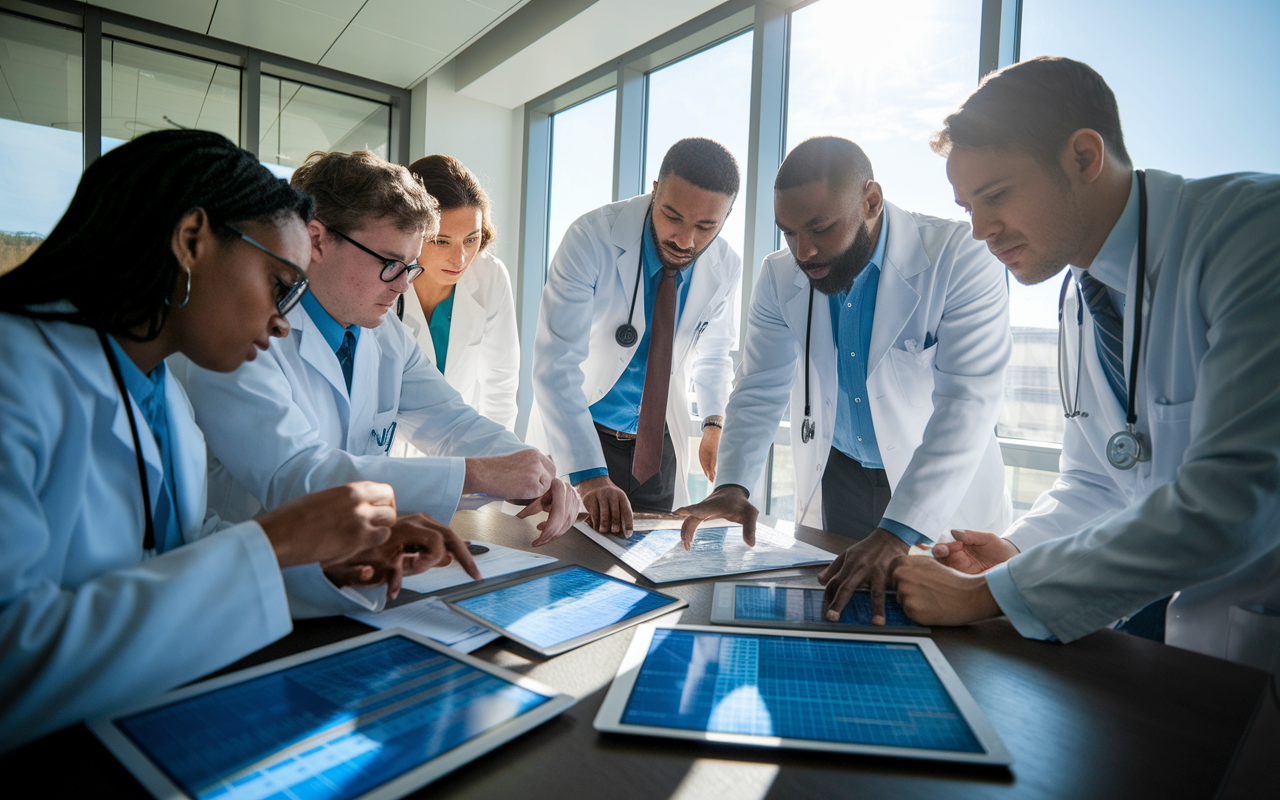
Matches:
[824,215,926,546]
[571,217,693,485]
[301,292,362,357]
[427,288,455,374]
[107,336,182,554]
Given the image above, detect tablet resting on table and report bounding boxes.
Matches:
[710,582,929,633]
[594,624,1012,766]
[444,564,687,656]
[89,628,575,800]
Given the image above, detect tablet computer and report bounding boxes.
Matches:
[709,582,928,633]
[89,628,575,800]
[443,564,687,656]
[594,624,1012,766]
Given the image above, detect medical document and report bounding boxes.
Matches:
[348,598,499,653]
[574,519,835,584]
[399,541,558,595]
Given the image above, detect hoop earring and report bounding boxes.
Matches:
[176,270,191,308]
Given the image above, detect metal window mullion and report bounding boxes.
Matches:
[82,5,101,169]
[240,51,260,155]
[613,63,644,202]
[514,106,552,438]
[979,0,1021,79]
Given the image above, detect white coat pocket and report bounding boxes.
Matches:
[366,408,399,456]
[887,342,938,408]
[1148,397,1193,473]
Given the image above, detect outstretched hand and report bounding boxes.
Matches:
[674,484,757,550]
[322,512,481,600]
[816,528,909,625]
[932,529,1019,574]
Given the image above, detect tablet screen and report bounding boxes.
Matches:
[451,565,675,649]
[735,585,919,627]
[620,628,983,753]
[115,636,551,800]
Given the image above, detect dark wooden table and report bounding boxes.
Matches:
[9,507,1278,799]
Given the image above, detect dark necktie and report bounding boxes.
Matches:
[633,269,677,485]
[1078,271,1127,408]
[336,330,355,394]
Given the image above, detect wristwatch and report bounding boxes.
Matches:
[700,415,724,431]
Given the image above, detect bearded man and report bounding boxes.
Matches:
[678,136,1012,625]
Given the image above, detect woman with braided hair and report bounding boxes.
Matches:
[0,130,478,752]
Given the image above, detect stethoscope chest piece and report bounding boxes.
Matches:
[1107,428,1149,470]
[615,323,638,347]
[801,417,815,443]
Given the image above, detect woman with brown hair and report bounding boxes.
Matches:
[400,155,519,431]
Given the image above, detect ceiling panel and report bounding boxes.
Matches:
[319,23,448,87]
[90,0,218,34]
[348,0,499,55]
[208,0,361,63]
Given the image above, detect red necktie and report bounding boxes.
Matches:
[632,268,677,485]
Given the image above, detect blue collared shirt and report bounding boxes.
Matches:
[986,171,1142,640]
[301,291,362,354]
[571,217,693,484]
[824,215,925,547]
[108,336,182,554]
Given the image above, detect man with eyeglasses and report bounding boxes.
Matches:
[179,150,576,615]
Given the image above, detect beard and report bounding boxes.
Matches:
[800,221,876,295]
[649,212,716,272]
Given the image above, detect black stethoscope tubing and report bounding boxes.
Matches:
[615,243,643,347]
[99,331,156,551]
[801,285,816,443]
[1058,170,1149,469]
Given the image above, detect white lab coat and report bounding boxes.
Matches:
[716,202,1012,540]
[0,314,291,752]
[177,299,529,531]
[396,250,519,436]
[1001,170,1280,662]
[527,193,740,508]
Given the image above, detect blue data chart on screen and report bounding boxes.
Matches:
[735,586,918,627]
[622,629,982,753]
[454,566,673,649]
[117,637,549,800]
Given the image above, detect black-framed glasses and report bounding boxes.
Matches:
[229,227,310,315]
[321,221,424,284]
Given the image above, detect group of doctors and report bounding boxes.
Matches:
[2,54,1278,753]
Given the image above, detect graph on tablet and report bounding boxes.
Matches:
[735,585,919,627]
[114,636,552,800]
[449,565,682,652]
[620,628,982,753]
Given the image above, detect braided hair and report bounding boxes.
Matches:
[0,129,314,341]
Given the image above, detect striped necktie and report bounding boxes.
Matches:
[336,330,355,394]
[1078,270,1126,408]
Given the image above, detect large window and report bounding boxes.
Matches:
[644,31,754,504]
[102,38,240,155]
[544,89,616,277]
[0,11,82,269]
[259,76,392,179]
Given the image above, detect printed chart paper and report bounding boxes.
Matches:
[575,520,835,584]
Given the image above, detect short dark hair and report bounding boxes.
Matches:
[932,56,1131,168]
[408,154,497,251]
[657,137,740,197]
[292,150,438,238]
[775,136,875,197]
[0,129,313,341]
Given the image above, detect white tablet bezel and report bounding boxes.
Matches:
[709,581,931,634]
[442,564,687,657]
[593,624,1012,767]
[88,627,576,800]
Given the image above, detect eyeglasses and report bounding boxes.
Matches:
[321,222,424,284]
[229,228,310,315]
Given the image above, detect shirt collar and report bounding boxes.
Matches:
[106,334,166,409]
[301,291,361,354]
[642,212,690,285]
[1080,170,1139,294]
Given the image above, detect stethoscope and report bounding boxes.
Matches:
[800,285,816,443]
[1058,170,1150,470]
[614,213,650,348]
[99,331,157,551]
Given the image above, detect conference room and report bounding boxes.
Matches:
[1,0,1277,797]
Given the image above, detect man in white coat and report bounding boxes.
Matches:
[893,57,1280,668]
[680,137,1011,624]
[529,138,740,533]
[181,152,577,607]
